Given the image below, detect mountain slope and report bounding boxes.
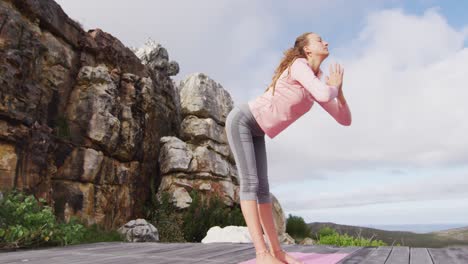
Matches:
[307,222,468,248]
[431,226,468,241]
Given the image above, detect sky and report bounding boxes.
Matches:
[55,0,468,228]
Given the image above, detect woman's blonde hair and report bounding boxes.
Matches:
[265,32,314,96]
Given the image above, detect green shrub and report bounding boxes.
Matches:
[0,189,85,249]
[79,222,125,243]
[318,226,337,238]
[316,227,387,247]
[0,189,126,250]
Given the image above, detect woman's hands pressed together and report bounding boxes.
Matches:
[325,62,344,94]
[319,62,351,125]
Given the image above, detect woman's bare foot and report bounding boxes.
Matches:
[272,249,304,264]
[256,249,286,264]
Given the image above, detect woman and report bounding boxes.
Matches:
[225,32,352,264]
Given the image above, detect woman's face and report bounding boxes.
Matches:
[304,34,329,58]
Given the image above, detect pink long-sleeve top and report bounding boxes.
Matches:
[248,57,351,139]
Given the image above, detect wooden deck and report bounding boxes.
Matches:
[0,242,467,264]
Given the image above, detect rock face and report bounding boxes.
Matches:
[0,0,290,241]
[156,72,239,208]
[0,0,178,230]
[131,38,179,77]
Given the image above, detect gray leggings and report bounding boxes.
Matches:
[225,103,272,204]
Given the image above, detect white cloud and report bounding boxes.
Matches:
[282,172,468,210]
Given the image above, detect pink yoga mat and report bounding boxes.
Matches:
[239,251,349,264]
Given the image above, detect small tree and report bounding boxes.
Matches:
[286,214,312,241]
[146,191,186,243]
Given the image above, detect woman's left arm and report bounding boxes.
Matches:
[317,87,352,126]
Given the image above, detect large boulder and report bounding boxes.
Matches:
[118,219,159,242]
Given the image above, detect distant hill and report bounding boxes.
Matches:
[430,226,468,241]
[307,222,468,248]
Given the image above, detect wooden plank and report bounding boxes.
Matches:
[50,241,130,250]
[0,241,169,262]
[410,247,433,264]
[311,245,351,253]
[447,247,468,263]
[88,254,226,264]
[0,248,76,263]
[165,242,239,258]
[65,248,226,264]
[337,247,378,264]
[428,247,468,264]
[360,246,392,264]
[386,246,409,264]
[114,242,197,255]
[103,243,210,264]
[229,247,266,262]
[203,244,257,263]
[0,242,203,264]
[194,243,252,261]
[3,252,109,264]
[154,243,220,257]
[287,244,346,254]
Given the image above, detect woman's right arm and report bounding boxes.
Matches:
[317,90,352,126]
[290,58,339,102]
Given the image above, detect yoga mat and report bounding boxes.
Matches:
[239,251,350,264]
